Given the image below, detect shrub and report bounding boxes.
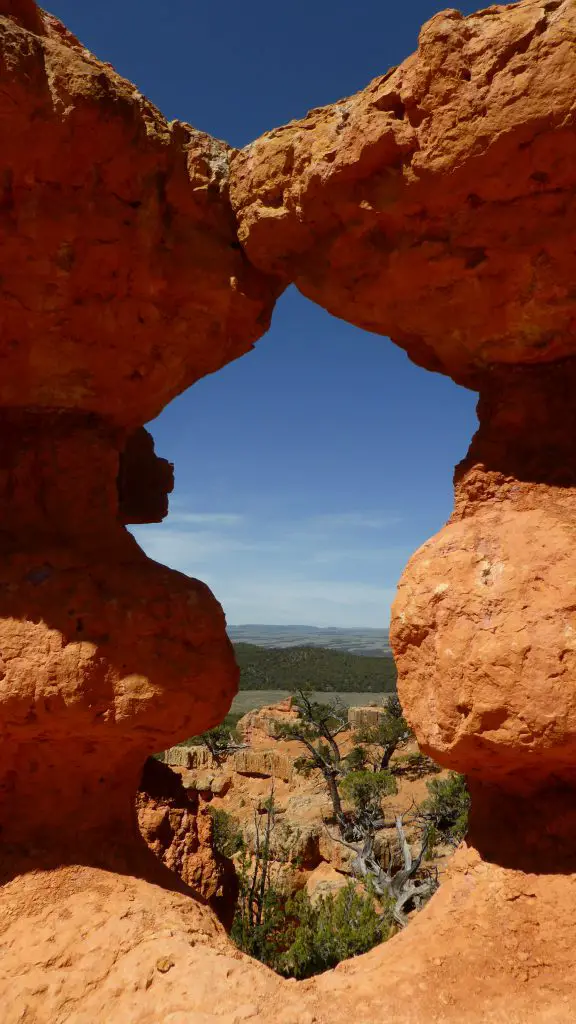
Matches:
[209,807,243,858]
[230,796,293,968]
[392,752,442,779]
[199,722,238,762]
[280,883,390,979]
[340,769,397,813]
[231,864,290,968]
[344,745,368,771]
[420,772,470,844]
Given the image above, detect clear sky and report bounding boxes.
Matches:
[50,0,481,628]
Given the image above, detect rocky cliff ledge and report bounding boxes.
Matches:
[1,0,576,1021]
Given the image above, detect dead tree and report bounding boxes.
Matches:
[328,813,438,928]
[233,784,288,965]
[248,789,277,933]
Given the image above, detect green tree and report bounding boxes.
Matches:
[276,689,350,825]
[351,694,412,772]
[392,751,442,780]
[199,722,238,764]
[419,772,470,844]
[270,690,436,934]
[340,769,397,816]
[344,744,368,772]
[209,807,243,859]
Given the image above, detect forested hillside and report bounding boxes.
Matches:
[234,643,397,693]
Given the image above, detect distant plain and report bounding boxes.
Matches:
[230,689,388,715]
[228,624,391,656]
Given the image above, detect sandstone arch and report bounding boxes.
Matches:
[1,0,576,1021]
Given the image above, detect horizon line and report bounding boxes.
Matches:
[227,623,390,630]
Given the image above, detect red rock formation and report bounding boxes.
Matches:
[0,4,277,859]
[137,757,238,926]
[2,0,576,1021]
[393,361,576,788]
[0,409,241,854]
[236,696,300,741]
[231,0,576,387]
[118,427,174,524]
[0,6,278,1012]
[0,5,279,426]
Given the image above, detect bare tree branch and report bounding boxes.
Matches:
[324,814,438,926]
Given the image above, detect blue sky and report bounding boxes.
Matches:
[50,0,481,627]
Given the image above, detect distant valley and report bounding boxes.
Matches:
[227,624,391,656]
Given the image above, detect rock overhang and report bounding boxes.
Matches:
[230,0,576,386]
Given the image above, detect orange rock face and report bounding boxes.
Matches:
[392,361,576,792]
[0,6,278,426]
[0,3,280,853]
[231,0,576,386]
[0,411,240,850]
[137,757,238,925]
[2,0,576,1021]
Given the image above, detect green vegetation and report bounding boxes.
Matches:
[393,751,442,780]
[234,642,396,693]
[350,693,411,770]
[276,689,409,827]
[198,722,240,762]
[168,712,243,753]
[210,807,243,858]
[278,689,437,926]
[281,884,390,979]
[231,795,288,966]
[227,793,390,978]
[158,646,396,758]
[340,769,397,812]
[419,772,470,844]
[202,693,464,979]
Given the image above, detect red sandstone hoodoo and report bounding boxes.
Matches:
[1,0,576,1021]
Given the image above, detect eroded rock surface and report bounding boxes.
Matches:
[392,361,576,790]
[0,4,278,426]
[2,0,576,1021]
[231,0,576,386]
[0,1,279,857]
[137,757,239,925]
[0,411,239,852]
